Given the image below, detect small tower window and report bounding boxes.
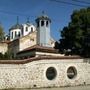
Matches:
[12,32,13,39]
[31,27,33,32]
[26,27,28,32]
[15,31,17,37]
[46,21,48,27]
[41,21,44,26]
[18,31,20,37]
[22,27,24,35]
[37,21,39,27]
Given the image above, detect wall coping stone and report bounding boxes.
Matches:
[0,56,83,64]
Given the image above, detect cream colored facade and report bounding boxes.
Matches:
[0,42,8,54]
[19,31,37,51]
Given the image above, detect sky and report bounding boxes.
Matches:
[0,0,89,41]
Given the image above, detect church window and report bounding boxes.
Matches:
[18,31,20,37]
[11,32,13,39]
[26,27,28,32]
[67,66,77,79]
[46,21,48,27]
[46,67,57,80]
[22,27,24,35]
[15,31,17,37]
[31,27,33,32]
[37,21,39,27]
[41,21,44,26]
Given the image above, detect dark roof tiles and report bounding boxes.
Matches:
[35,15,51,22]
[9,24,23,31]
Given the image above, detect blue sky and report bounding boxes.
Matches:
[0,0,89,40]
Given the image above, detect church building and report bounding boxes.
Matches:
[0,14,55,58]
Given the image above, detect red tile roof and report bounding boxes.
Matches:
[0,41,11,44]
[17,45,59,54]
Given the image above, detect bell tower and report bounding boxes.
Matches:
[35,13,51,47]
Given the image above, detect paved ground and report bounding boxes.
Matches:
[31,85,90,90]
[5,85,90,90]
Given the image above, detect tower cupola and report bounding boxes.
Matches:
[9,16,22,41]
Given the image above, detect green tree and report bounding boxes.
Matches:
[0,50,14,60]
[0,24,5,42]
[3,50,14,60]
[57,7,90,57]
[0,53,4,59]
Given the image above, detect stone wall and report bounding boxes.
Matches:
[0,58,90,89]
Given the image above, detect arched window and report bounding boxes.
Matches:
[31,27,33,32]
[26,27,28,32]
[41,21,44,26]
[11,32,13,39]
[18,31,20,37]
[46,21,48,27]
[15,31,17,37]
[37,21,39,27]
[21,27,24,35]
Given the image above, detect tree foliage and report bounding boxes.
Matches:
[56,7,90,57]
[0,50,14,60]
[0,24,4,42]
